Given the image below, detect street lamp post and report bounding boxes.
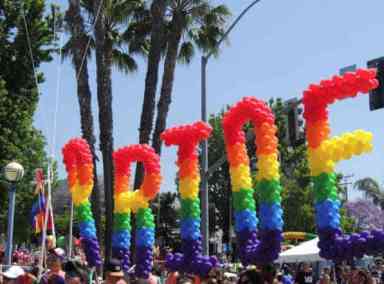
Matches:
[3,162,24,265]
[200,0,262,256]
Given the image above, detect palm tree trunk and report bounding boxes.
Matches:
[134,0,166,189]
[152,16,183,155]
[65,0,101,240]
[93,0,114,263]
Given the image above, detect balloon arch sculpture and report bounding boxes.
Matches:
[62,68,384,279]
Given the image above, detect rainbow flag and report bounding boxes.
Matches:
[30,169,52,234]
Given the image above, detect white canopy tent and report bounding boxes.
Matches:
[276,237,324,263]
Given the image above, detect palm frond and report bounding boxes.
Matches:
[61,37,76,65]
[177,41,194,64]
[106,0,143,27]
[112,49,138,73]
[354,177,384,204]
[188,2,210,19]
[80,0,94,18]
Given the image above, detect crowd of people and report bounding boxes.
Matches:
[1,246,384,284]
[1,240,384,284]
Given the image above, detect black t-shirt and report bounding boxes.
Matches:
[295,271,313,284]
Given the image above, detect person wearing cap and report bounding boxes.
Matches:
[2,266,25,284]
[105,258,127,284]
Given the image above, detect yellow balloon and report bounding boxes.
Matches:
[230,164,252,191]
[179,177,200,198]
[71,184,93,206]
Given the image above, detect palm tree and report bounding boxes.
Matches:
[151,1,230,154]
[354,177,384,209]
[134,0,166,189]
[86,0,143,262]
[64,0,101,238]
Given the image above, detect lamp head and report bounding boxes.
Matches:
[4,162,24,182]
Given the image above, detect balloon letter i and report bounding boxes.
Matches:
[62,138,102,267]
[161,121,218,277]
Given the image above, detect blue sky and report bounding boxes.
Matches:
[36,0,384,199]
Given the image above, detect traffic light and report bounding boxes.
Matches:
[367,57,384,111]
[284,98,305,146]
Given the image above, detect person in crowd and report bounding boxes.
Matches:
[144,264,162,284]
[19,267,38,284]
[203,267,222,284]
[64,260,87,284]
[371,270,380,284]
[294,263,313,284]
[350,269,374,284]
[41,254,66,284]
[166,272,179,284]
[237,269,264,284]
[175,277,193,284]
[105,258,127,284]
[318,267,331,284]
[223,272,238,284]
[1,266,25,284]
[280,266,293,284]
[261,264,279,284]
[46,236,56,255]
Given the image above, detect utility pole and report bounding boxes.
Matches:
[200,0,262,255]
[340,174,354,202]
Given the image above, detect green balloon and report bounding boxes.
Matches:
[57,236,65,248]
[114,213,131,231]
[181,198,200,219]
[256,179,282,204]
[136,208,155,228]
[75,202,94,222]
[233,189,256,211]
[313,173,339,202]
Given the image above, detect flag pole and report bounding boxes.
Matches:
[68,200,74,258]
[38,165,52,280]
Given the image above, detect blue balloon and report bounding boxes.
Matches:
[235,209,258,232]
[259,203,283,230]
[112,230,131,248]
[180,218,201,240]
[315,199,341,229]
[79,221,97,239]
[136,228,155,247]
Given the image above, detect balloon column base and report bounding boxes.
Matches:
[318,228,384,261]
[112,247,130,271]
[135,245,153,279]
[237,229,282,266]
[166,253,218,277]
[81,237,102,267]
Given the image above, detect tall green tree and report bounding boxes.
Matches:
[134,0,166,189]
[0,0,55,241]
[63,0,102,239]
[87,0,143,261]
[151,192,180,248]
[267,98,315,232]
[354,177,384,209]
[151,1,230,155]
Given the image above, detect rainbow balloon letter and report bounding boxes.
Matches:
[62,138,102,267]
[113,144,162,278]
[223,97,283,265]
[161,121,218,277]
[303,68,383,261]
